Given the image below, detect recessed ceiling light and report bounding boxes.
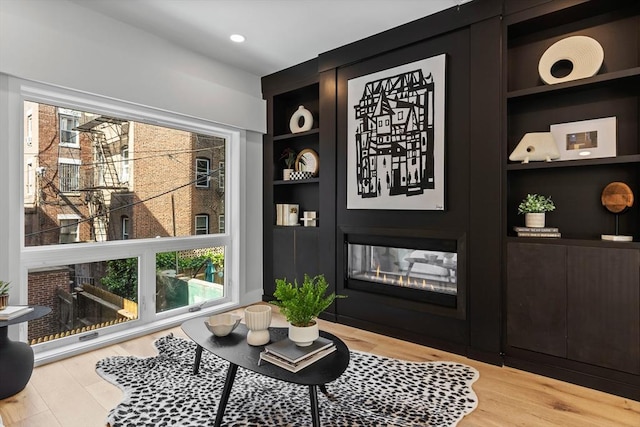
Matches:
[230,34,245,43]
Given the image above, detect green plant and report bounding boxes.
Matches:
[0,280,10,295]
[518,193,556,214]
[272,274,345,327]
[280,148,297,169]
[279,148,305,169]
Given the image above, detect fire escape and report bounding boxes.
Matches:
[75,116,130,242]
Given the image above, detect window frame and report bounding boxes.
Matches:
[10,78,243,363]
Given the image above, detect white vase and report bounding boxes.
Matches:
[289,106,313,134]
[283,168,293,181]
[525,212,545,228]
[288,322,319,347]
[245,305,272,346]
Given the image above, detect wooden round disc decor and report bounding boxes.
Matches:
[601,181,634,213]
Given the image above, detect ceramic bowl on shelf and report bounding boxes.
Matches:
[204,313,241,337]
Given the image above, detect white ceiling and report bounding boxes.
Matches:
[71,0,472,77]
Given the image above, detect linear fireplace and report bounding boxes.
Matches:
[343,229,466,319]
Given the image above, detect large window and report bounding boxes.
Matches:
[17,83,237,357]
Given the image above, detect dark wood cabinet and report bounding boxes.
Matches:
[506,242,567,357]
[262,60,336,304]
[567,246,640,374]
[503,0,640,399]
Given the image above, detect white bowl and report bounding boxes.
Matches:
[204,314,241,337]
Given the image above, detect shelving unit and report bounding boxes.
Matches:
[262,68,323,297]
[503,0,640,399]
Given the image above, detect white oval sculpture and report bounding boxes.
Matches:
[289,106,313,133]
[538,36,604,85]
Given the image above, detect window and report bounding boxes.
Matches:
[195,214,209,235]
[16,82,237,358]
[121,216,130,240]
[196,158,210,188]
[26,114,32,146]
[121,146,129,182]
[218,161,225,189]
[59,217,79,243]
[59,111,79,147]
[58,158,80,193]
[219,214,225,234]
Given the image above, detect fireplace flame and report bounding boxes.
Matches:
[398,276,404,286]
[376,264,380,278]
[383,274,387,282]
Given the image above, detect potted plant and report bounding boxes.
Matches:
[518,193,556,227]
[280,148,297,181]
[272,274,345,346]
[0,281,10,310]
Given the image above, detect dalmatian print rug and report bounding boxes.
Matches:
[96,334,479,426]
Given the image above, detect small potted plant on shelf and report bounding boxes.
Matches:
[518,193,556,227]
[272,274,345,346]
[280,148,297,181]
[0,280,10,310]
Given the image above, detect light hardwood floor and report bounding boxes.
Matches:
[1,306,639,426]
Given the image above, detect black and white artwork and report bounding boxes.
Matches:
[347,54,446,210]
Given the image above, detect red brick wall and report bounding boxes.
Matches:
[27,268,70,341]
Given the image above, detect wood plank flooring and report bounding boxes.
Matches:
[1,305,639,426]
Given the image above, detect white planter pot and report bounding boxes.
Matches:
[288,322,319,347]
[525,212,546,228]
[283,168,293,181]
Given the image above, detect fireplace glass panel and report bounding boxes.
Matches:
[348,244,457,296]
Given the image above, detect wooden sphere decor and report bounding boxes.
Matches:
[601,182,634,214]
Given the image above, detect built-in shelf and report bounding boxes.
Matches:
[273,177,320,185]
[506,154,640,171]
[506,236,640,249]
[506,68,640,99]
[273,128,320,141]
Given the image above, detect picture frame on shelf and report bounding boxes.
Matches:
[295,148,319,176]
[550,116,616,161]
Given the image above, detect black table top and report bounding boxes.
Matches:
[181,318,350,386]
[0,305,51,328]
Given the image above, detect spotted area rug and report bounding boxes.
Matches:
[96,334,479,426]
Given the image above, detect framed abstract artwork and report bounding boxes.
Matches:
[346,54,446,210]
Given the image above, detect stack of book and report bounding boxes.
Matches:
[0,305,34,321]
[259,336,336,373]
[514,226,561,238]
[275,203,300,226]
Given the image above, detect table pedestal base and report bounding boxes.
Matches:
[0,327,34,399]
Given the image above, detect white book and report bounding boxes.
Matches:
[265,336,334,364]
[259,345,336,373]
[0,306,34,321]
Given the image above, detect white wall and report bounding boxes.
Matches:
[0,0,265,305]
[0,0,266,133]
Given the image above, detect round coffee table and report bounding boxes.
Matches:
[181,318,350,427]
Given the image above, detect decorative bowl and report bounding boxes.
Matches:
[204,314,241,337]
